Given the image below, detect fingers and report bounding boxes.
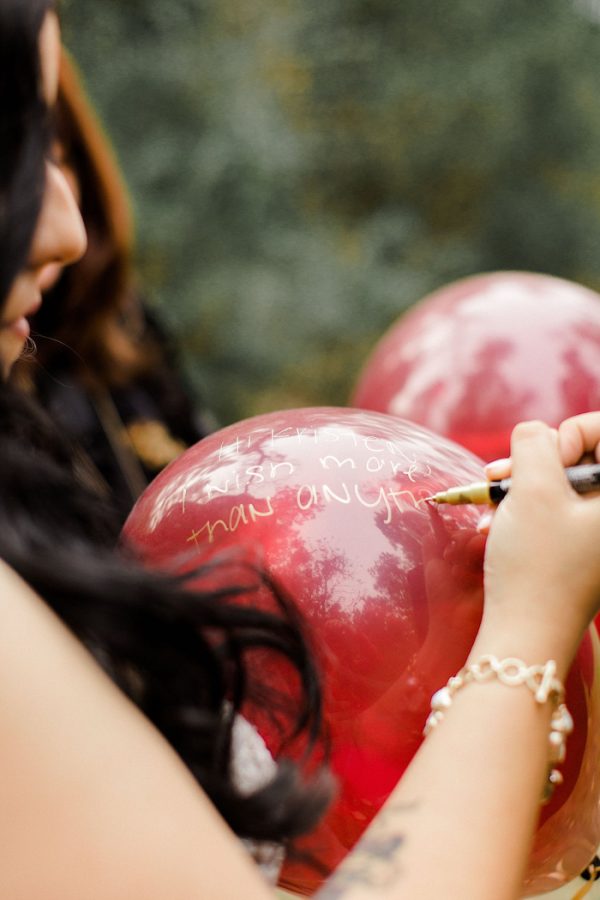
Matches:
[558,412,600,466]
[508,420,566,496]
[479,423,561,531]
[486,413,600,487]
[477,510,494,535]
[484,457,510,481]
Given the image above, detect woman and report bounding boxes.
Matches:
[3,2,600,898]
[11,48,212,518]
[0,1,331,892]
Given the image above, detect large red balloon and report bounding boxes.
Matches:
[122,408,600,896]
[352,271,600,462]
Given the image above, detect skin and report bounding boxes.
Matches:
[3,14,600,900]
[0,12,86,379]
[38,138,83,293]
[316,417,600,900]
[1,415,599,900]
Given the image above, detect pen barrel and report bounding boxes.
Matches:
[488,480,510,504]
[434,462,600,506]
[487,463,600,504]
[565,463,600,495]
[438,482,492,504]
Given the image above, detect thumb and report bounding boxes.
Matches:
[508,421,566,499]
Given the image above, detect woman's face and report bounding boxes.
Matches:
[37,137,82,293]
[0,12,87,379]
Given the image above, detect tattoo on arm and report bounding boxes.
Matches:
[316,800,414,898]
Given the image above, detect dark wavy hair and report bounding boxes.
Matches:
[0,0,49,301]
[0,0,331,851]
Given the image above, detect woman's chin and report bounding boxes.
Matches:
[0,328,30,379]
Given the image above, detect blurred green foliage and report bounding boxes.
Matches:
[62,0,600,424]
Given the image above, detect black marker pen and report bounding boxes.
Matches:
[427,462,600,506]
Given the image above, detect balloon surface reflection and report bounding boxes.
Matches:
[122,408,600,896]
[352,271,600,462]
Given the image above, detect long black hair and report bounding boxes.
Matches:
[0,0,331,849]
[0,0,49,301]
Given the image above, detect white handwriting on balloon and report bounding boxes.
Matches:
[184,430,434,546]
[187,482,429,546]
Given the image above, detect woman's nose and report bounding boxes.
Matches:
[28,161,87,276]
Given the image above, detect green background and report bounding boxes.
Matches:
[62,0,600,426]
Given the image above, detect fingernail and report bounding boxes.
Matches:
[477,512,493,533]
[485,458,510,479]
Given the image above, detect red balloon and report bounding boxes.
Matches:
[122,408,600,896]
[352,271,600,462]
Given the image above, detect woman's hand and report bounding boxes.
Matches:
[479,416,600,665]
[558,410,600,465]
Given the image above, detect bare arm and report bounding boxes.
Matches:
[316,418,600,900]
[3,416,600,899]
[0,560,274,900]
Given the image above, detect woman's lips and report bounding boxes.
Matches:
[8,317,31,339]
[1,293,41,339]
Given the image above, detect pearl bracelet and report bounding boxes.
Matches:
[423,655,573,803]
